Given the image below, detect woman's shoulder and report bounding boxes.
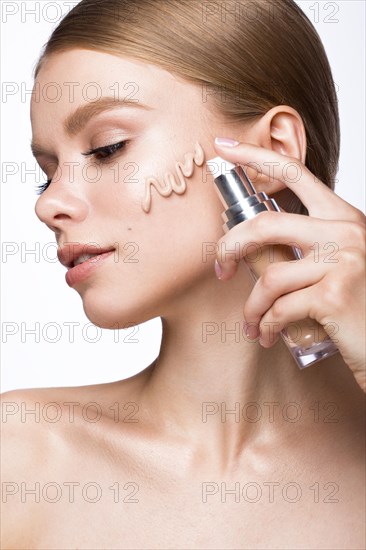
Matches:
[0,378,144,526]
[0,376,143,431]
[0,381,135,547]
[0,383,113,428]
[0,372,148,455]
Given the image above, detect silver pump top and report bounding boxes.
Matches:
[207,156,280,231]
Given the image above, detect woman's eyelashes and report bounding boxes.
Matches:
[82,140,127,161]
[36,179,52,195]
[35,140,128,195]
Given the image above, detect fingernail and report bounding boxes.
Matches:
[215,137,240,147]
[214,259,223,279]
[243,322,259,340]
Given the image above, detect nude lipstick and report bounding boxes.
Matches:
[58,244,115,287]
[65,250,114,287]
[207,156,340,369]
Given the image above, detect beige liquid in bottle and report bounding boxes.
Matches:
[244,243,330,350]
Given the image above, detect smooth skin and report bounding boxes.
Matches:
[1,49,365,550]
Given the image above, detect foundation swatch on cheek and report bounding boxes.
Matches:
[142,141,205,212]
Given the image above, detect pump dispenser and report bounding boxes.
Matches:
[207,156,339,368]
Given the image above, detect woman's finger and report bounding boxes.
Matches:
[213,140,365,223]
[256,274,363,359]
[254,284,334,347]
[243,254,332,327]
[215,211,365,279]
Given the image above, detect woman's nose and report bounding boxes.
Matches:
[35,182,89,233]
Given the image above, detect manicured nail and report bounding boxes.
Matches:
[214,258,223,279]
[215,137,240,147]
[243,322,259,340]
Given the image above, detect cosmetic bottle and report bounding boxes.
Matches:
[207,156,339,369]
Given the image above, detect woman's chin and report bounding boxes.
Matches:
[79,290,152,330]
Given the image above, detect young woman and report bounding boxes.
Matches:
[2,0,365,548]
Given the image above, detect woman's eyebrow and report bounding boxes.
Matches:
[31,96,153,157]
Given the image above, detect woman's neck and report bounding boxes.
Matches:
[137,262,361,472]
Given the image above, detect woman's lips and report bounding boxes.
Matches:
[65,250,115,287]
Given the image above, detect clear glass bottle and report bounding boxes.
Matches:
[207,157,339,369]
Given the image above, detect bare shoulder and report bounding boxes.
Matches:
[0,373,146,441]
[1,387,55,461]
[0,371,149,465]
[0,376,147,547]
[0,387,59,545]
[1,374,143,462]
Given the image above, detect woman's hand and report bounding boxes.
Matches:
[212,139,366,392]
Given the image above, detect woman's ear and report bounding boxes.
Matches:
[267,105,307,164]
[239,105,307,192]
[237,105,308,214]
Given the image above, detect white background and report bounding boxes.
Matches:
[1,1,365,392]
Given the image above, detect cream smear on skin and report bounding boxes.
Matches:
[142,141,205,212]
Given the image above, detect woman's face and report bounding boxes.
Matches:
[31,49,234,328]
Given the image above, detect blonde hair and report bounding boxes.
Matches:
[34,0,340,216]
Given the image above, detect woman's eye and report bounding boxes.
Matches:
[35,141,127,195]
[83,140,127,161]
